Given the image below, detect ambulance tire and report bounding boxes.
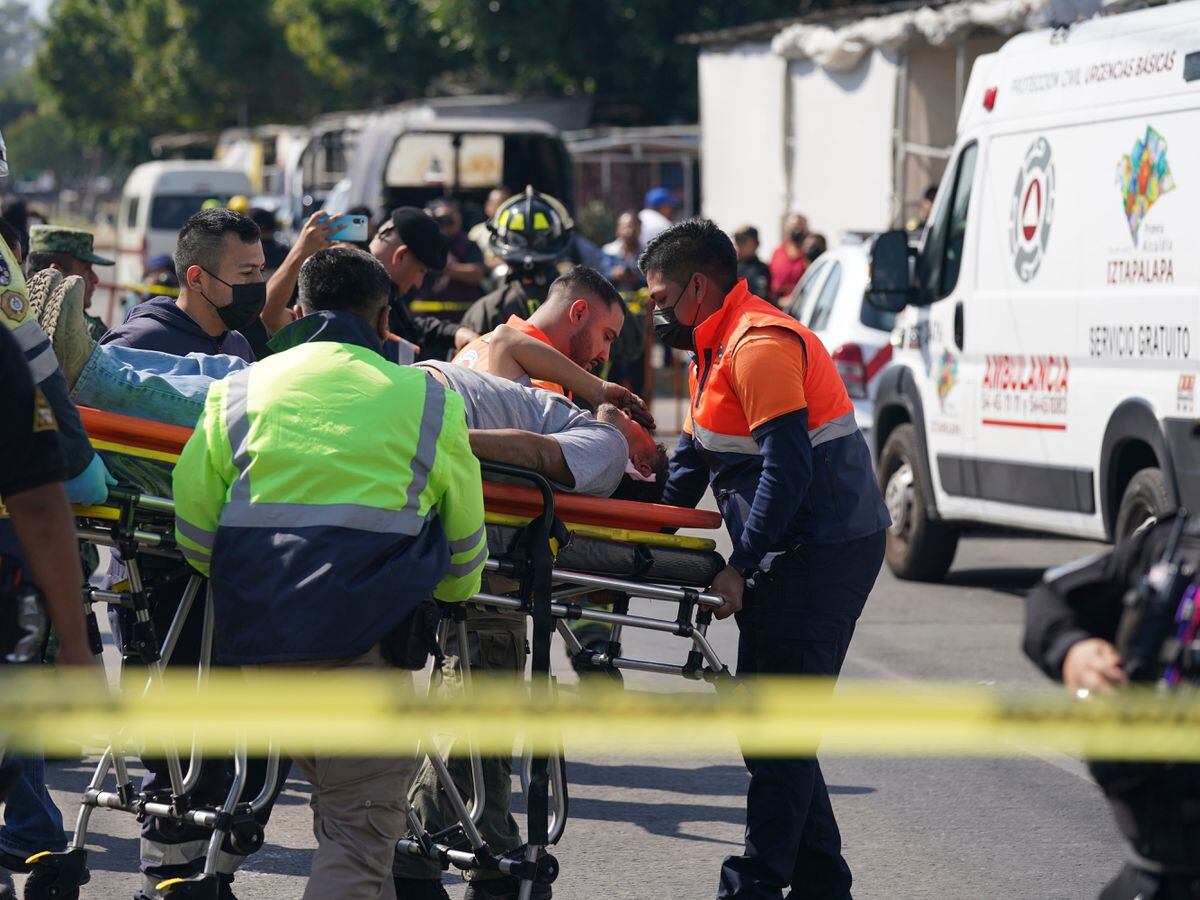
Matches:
[878,423,959,582]
[1114,467,1173,542]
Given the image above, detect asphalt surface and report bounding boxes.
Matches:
[5,525,1125,900]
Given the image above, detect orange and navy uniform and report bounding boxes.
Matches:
[451,314,569,396]
[662,280,888,570]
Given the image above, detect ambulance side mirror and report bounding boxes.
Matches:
[866,230,915,313]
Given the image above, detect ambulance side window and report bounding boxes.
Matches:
[915,141,978,302]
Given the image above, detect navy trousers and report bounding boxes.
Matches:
[718,530,885,900]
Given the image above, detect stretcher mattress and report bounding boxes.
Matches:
[487,524,723,588]
[79,407,723,536]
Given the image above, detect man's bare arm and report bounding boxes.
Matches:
[488,325,653,426]
[6,482,92,665]
[469,429,575,488]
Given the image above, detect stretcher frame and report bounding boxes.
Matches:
[34,458,729,899]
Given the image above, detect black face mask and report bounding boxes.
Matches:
[790,229,806,243]
[653,276,700,351]
[199,269,266,333]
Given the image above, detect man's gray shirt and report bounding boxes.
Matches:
[419,360,627,497]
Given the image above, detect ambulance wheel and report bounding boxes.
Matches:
[879,424,958,581]
[1115,467,1173,542]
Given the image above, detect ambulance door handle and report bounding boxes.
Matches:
[954,301,964,351]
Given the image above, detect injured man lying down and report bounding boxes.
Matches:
[41,264,668,502]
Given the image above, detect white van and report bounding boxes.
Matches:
[116,162,253,296]
[866,4,1200,580]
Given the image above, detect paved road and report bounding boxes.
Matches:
[9,528,1123,899]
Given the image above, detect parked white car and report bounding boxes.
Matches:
[785,242,897,443]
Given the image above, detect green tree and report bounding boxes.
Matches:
[0,0,37,85]
[35,0,149,159]
[425,0,798,122]
[278,0,458,107]
[36,0,323,161]
[3,109,89,180]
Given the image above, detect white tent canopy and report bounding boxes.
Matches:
[770,0,1105,71]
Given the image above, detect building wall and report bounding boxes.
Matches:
[903,35,1007,228]
[698,43,788,251]
[790,48,899,247]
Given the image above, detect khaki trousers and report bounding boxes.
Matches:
[273,647,416,900]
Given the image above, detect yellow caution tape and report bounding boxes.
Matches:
[2,670,1199,761]
[484,511,717,552]
[409,299,474,314]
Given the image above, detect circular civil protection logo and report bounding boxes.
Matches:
[1009,137,1055,282]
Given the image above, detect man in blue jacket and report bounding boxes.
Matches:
[92,207,274,899]
[101,208,264,362]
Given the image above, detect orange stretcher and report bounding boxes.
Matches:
[79,406,723,535]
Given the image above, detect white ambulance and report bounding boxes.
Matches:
[866,3,1200,580]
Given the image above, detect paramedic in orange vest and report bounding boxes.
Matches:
[452,265,625,396]
[641,219,890,900]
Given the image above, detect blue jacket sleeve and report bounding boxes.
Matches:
[39,366,95,480]
[661,431,711,510]
[729,408,812,572]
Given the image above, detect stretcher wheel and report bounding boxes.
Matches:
[22,869,79,900]
[22,849,88,900]
[229,821,264,856]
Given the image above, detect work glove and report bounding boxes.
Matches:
[64,453,116,506]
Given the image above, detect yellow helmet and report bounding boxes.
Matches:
[489,185,574,267]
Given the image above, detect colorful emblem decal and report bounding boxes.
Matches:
[1119,126,1175,246]
[1009,137,1055,282]
[935,349,958,401]
[1,290,25,322]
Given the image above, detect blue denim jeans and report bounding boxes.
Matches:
[71,344,249,428]
[0,756,65,861]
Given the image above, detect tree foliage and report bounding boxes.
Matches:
[31,0,807,163]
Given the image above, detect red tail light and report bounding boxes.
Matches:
[983,86,998,111]
[832,343,868,399]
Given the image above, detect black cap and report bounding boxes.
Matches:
[389,207,448,271]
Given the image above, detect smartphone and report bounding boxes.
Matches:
[321,214,369,243]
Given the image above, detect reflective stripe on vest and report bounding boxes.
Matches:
[688,280,857,456]
[216,350,447,535]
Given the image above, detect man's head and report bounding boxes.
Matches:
[530,265,626,369]
[639,218,738,343]
[175,208,264,297]
[784,213,809,245]
[297,246,393,341]
[645,187,680,220]
[26,226,114,309]
[615,211,640,247]
[920,184,938,222]
[426,198,463,238]
[247,207,277,239]
[801,233,827,265]
[597,403,669,501]
[484,188,510,220]
[370,207,448,294]
[732,225,759,262]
